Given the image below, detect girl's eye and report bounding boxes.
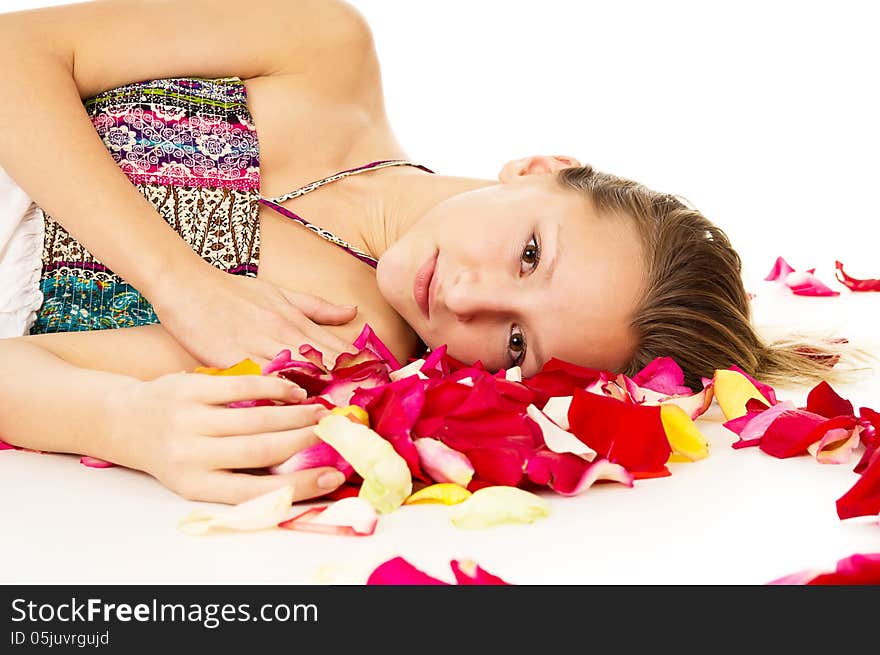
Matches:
[520,234,540,274]
[508,324,526,366]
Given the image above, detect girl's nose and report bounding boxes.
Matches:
[443,269,512,321]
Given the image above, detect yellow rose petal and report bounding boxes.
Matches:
[450,486,550,530]
[194,358,262,376]
[660,403,709,462]
[404,483,472,506]
[713,369,767,420]
[331,404,371,427]
[315,414,412,514]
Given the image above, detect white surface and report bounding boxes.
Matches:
[1,0,878,584]
[1,284,879,585]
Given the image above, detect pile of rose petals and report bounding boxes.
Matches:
[250,327,718,498]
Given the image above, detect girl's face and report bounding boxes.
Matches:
[376,167,646,377]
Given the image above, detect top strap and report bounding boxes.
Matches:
[260,159,436,204]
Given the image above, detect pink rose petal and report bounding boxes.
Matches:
[764,256,796,282]
[278,497,377,537]
[269,441,354,477]
[784,270,840,297]
[367,556,448,585]
[808,425,862,465]
[450,559,510,585]
[413,437,475,487]
[631,357,692,395]
[80,456,115,468]
[525,451,633,496]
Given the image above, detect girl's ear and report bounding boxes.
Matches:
[498,155,582,182]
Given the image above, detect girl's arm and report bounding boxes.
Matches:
[0,0,373,367]
[0,326,347,504]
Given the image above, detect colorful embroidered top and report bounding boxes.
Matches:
[31,76,434,334]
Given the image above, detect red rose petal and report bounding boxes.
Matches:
[836,454,880,520]
[568,388,671,473]
[760,412,854,459]
[809,553,880,584]
[835,261,880,292]
[805,381,854,419]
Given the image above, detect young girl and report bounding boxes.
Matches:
[0,0,849,505]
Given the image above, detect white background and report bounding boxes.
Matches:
[1,0,879,585]
[4,0,878,283]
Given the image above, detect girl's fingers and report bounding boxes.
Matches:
[281,290,358,326]
[206,427,322,469]
[200,403,327,438]
[203,466,347,505]
[181,373,305,405]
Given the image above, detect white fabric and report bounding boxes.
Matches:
[0,164,44,338]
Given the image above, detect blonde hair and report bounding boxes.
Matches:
[555,165,875,391]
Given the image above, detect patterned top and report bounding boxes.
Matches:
[30,76,434,333]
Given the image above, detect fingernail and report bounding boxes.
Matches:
[288,384,306,399]
[315,407,331,419]
[317,470,345,489]
[343,305,358,311]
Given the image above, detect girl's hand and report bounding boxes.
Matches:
[153,268,359,369]
[104,372,347,505]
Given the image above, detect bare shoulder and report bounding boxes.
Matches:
[20,324,201,381]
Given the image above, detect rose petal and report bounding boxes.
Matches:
[278,497,377,536]
[773,553,880,585]
[805,381,854,419]
[80,456,115,468]
[542,396,572,429]
[413,438,474,487]
[526,404,596,460]
[268,441,355,477]
[178,484,295,535]
[767,569,826,585]
[389,358,428,382]
[450,559,510,585]
[504,366,523,383]
[450,486,550,530]
[367,556,448,585]
[808,425,862,465]
[724,400,798,449]
[525,451,633,496]
[761,413,856,459]
[784,270,840,296]
[835,261,880,292]
[659,404,709,462]
[314,414,412,514]
[404,483,472,505]
[631,357,692,395]
[352,324,401,369]
[0,440,16,451]
[764,256,796,282]
[568,388,671,473]
[465,447,528,487]
[713,369,773,420]
[194,358,262,376]
[836,454,880,520]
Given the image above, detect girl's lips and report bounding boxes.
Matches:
[414,250,438,319]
